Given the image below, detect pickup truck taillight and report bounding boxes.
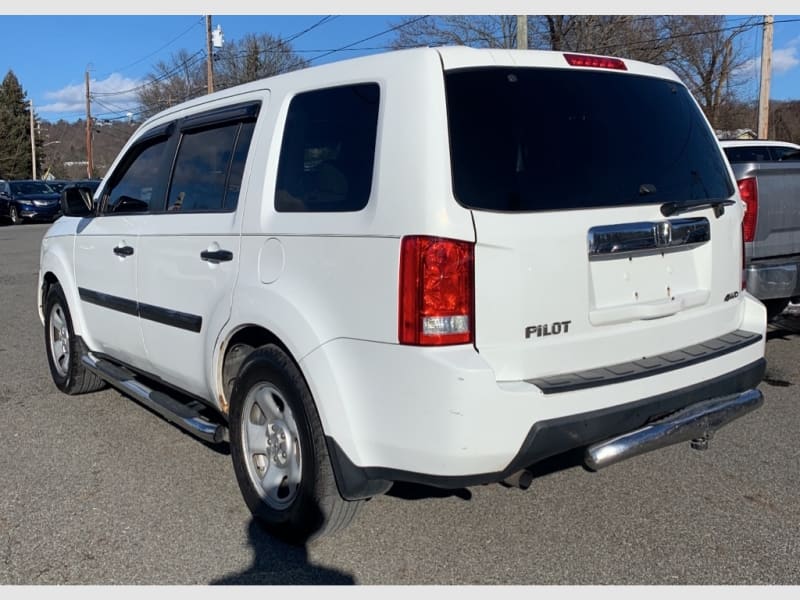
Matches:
[738,177,758,243]
[399,236,474,346]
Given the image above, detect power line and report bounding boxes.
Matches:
[92,49,206,97]
[307,15,429,63]
[100,16,205,78]
[284,15,338,44]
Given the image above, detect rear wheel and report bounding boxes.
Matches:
[44,283,105,394]
[229,344,361,544]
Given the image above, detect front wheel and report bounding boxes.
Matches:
[9,204,21,225]
[229,344,361,544]
[44,283,105,394]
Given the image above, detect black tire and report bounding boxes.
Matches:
[765,299,790,322]
[9,204,21,225]
[44,282,105,395]
[229,344,361,544]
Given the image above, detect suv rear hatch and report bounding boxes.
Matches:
[443,54,742,382]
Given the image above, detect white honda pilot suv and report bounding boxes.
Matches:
[39,47,767,543]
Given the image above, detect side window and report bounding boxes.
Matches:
[275,83,379,212]
[224,122,256,210]
[167,121,255,213]
[105,137,172,214]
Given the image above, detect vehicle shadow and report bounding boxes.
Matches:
[210,519,355,585]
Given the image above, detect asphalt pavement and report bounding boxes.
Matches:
[0,222,798,584]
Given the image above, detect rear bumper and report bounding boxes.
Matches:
[745,256,800,300]
[326,358,766,499]
[584,386,763,470]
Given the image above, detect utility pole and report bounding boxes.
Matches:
[29,99,37,180]
[516,15,528,49]
[85,69,94,179]
[206,15,214,94]
[757,15,774,139]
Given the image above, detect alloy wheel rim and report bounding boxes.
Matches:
[49,304,70,377]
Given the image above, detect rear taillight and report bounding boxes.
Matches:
[738,177,758,243]
[564,53,627,70]
[399,236,474,346]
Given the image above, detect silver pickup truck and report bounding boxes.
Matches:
[721,139,800,319]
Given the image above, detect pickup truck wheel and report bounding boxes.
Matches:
[229,344,361,544]
[44,283,105,394]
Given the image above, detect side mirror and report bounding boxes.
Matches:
[61,187,94,217]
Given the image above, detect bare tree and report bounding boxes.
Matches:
[391,16,519,49]
[214,33,309,89]
[662,15,759,128]
[137,49,208,118]
[136,35,307,119]
[532,15,673,64]
[390,15,674,63]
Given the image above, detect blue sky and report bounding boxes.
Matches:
[3,8,800,123]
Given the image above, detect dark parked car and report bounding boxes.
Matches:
[44,180,71,194]
[0,180,62,224]
[62,179,101,194]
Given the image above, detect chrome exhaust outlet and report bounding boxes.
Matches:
[585,389,763,471]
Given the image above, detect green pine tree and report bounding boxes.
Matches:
[0,70,35,179]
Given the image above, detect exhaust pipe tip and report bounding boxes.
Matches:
[501,469,534,490]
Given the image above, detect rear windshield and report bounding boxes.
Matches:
[724,145,800,163]
[445,68,734,212]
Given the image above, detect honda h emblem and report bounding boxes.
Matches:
[654,221,672,247]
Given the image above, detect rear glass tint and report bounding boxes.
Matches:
[445,68,734,212]
[723,146,774,163]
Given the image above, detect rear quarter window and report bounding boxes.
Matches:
[275,83,379,213]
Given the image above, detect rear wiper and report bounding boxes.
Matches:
[660,199,735,218]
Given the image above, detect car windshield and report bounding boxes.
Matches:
[445,67,734,211]
[47,181,68,192]
[10,181,56,195]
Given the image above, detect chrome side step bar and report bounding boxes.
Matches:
[585,389,763,470]
[81,354,228,444]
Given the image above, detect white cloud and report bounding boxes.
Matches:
[735,38,800,79]
[735,45,800,79]
[39,73,142,120]
[772,45,800,74]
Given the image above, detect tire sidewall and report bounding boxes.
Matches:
[10,204,21,225]
[44,284,77,392]
[229,346,324,539]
